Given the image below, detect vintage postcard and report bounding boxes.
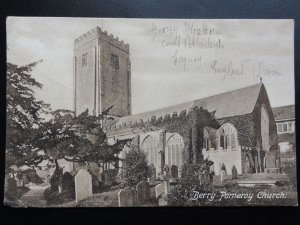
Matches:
[5,17,297,207]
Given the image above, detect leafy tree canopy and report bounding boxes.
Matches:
[6,61,49,171]
[6,60,126,173]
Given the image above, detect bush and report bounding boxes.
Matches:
[102,169,118,185]
[170,160,214,206]
[28,173,44,184]
[49,168,63,192]
[121,148,150,187]
[44,186,75,206]
[78,191,119,207]
[4,177,30,201]
[43,186,54,204]
[282,159,297,190]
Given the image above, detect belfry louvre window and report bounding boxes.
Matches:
[81,53,88,67]
[110,54,119,69]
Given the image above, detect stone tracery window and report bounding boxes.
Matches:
[203,127,211,150]
[165,134,184,169]
[141,136,159,168]
[216,123,238,149]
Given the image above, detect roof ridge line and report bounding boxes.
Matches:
[129,83,262,117]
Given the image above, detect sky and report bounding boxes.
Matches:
[7,17,294,114]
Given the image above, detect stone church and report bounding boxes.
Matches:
[73,26,279,178]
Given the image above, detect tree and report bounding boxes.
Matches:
[33,108,128,172]
[6,60,126,177]
[6,61,50,172]
[170,159,214,206]
[121,144,150,187]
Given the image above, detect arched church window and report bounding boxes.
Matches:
[217,123,238,149]
[203,127,211,150]
[231,133,236,148]
[205,138,210,150]
[220,135,225,149]
[165,134,184,170]
[141,136,159,168]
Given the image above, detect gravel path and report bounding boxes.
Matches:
[19,185,49,207]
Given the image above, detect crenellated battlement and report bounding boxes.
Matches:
[103,109,195,131]
[102,104,214,131]
[104,106,214,131]
[74,26,129,52]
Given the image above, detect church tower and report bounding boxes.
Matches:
[74,27,131,117]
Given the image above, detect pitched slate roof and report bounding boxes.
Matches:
[193,83,263,119]
[107,83,263,129]
[272,105,295,121]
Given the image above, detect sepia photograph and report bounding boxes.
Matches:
[5,17,297,207]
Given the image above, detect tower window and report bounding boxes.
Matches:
[111,54,119,69]
[82,53,88,67]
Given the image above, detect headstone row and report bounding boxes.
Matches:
[118,180,151,207]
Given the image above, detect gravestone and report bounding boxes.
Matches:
[254,155,259,173]
[91,173,100,193]
[220,170,226,183]
[155,183,164,199]
[5,177,17,196]
[148,165,156,185]
[170,165,178,180]
[136,180,150,205]
[150,186,156,199]
[104,169,118,185]
[265,152,276,168]
[163,180,170,194]
[75,169,93,203]
[232,166,238,179]
[62,172,75,191]
[16,178,23,187]
[199,171,212,191]
[220,163,227,174]
[118,187,135,207]
[4,176,9,194]
[158,193,170,206]
[162,165,171,196]
[163,165,171,181]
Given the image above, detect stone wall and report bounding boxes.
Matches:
[252,84,278,153]
[217,84,278,173]
[100,35,131,117]
[202,146,242,175]
[74,34,99,116]
[107,107,220,172]
[74,26,131,117]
